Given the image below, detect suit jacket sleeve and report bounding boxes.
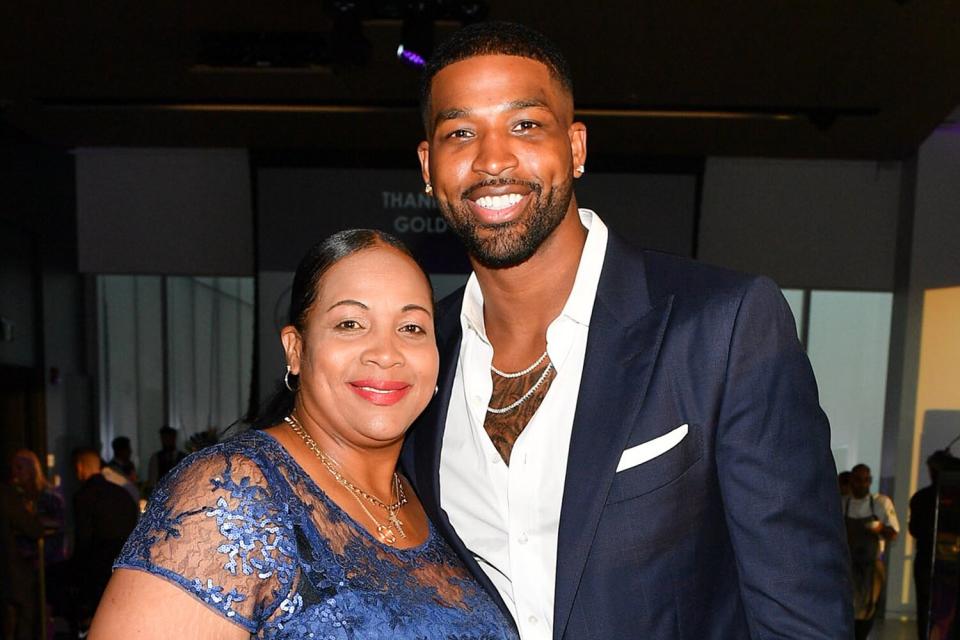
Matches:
[715,276,852,638]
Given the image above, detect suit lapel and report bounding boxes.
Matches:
[553,238,675,639]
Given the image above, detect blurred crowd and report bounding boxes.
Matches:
[0,427,187,640]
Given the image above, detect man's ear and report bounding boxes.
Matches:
[280,325,303,374]
[569,122,587,178]
[417,141,431,186]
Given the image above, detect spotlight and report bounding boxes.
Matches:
[396,44,426,68]
[397,3,434,68]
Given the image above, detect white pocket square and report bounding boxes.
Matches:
[616,424,689,472]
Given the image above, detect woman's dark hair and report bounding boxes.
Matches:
[251,229,432,429]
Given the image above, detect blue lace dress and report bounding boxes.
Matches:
[115,430,518,639]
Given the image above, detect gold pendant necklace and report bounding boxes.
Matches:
[284,415,407,544]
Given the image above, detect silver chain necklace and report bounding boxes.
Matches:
[487,359,554,415]
[490,350,548,378]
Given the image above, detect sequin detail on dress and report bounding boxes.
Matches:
[115,430,517,639]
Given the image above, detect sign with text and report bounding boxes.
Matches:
[257,168,470,273]
[256,167,698,274]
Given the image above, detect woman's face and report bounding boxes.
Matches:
[283,244,439,450]
[11,454,36,488]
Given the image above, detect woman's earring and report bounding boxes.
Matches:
[576,164,585,175]
[434,385,439,397]
[424,183,433,195]
[284,365,298,392]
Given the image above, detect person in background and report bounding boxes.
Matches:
[0,476,43,640]
[103,437,140,504]
[72,448,139,635]
[145,426,185,494]
[909,450,960,640]
[839,470,852,497]
[844,463,899,640]
[105,437,136,482]
[10,449,65,564]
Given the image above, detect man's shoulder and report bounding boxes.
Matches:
[875,492,896,506]
[621,240,763,297]
[607,236,785,324]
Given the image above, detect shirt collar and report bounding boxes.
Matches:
[460,208,608,342]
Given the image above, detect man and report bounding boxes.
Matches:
[839,470,852,497]
[72,448,139,631]
[404,21,851,639]
[103,436,140,504]
[909,452,955,640]
[844,463,898,640]
[146,426,185,494]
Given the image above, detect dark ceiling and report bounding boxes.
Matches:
[2,2,960,160]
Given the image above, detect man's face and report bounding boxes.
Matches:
[851,468,872,499]
[418,55,587,268]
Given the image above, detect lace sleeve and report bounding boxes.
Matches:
[115,448,299,633]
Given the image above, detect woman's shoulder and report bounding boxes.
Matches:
[154,429,288,505]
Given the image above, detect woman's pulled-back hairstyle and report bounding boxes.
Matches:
[252,229,432,428]
[419,21,574,131]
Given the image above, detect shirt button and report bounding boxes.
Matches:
[518,532,528,544]
[528,616,538,624]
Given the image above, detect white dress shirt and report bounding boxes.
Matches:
[439,209,608,639]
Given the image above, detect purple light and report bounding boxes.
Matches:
[397,45,426,68]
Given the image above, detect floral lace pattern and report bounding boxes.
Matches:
[116,430,517,639]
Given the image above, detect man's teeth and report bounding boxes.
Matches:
[475,193,523,210]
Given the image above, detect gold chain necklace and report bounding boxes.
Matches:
[284,415,407,544]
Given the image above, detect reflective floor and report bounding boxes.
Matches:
[877,618,917,640]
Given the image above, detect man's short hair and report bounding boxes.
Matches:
[159,425,177,437]
[419,21,574,129]
[851,463,870,474]
[72,447,103,469]
[111,436,130,452]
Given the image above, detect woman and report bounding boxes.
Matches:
[6,449,64,639]
[90,230,517,639]
[10,449,65,562]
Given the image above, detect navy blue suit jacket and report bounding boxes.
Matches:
[404,233,853,639]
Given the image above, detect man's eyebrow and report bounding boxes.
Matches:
[507,98,549,110]
[327,299,369,312]
[433,99,550,128]
[434,107,471,127]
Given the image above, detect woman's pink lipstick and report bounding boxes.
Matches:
[349,380,411,406]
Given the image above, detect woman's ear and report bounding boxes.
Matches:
[280,326,303,374]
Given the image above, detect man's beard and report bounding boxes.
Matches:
[438,178,574,269]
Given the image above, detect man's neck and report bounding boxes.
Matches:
[472,206,587,366]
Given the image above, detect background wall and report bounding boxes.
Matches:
[699,158,901,290]
[886,126,960,616]
[75,148,254,276]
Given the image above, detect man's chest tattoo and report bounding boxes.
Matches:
[483,358,556,465]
